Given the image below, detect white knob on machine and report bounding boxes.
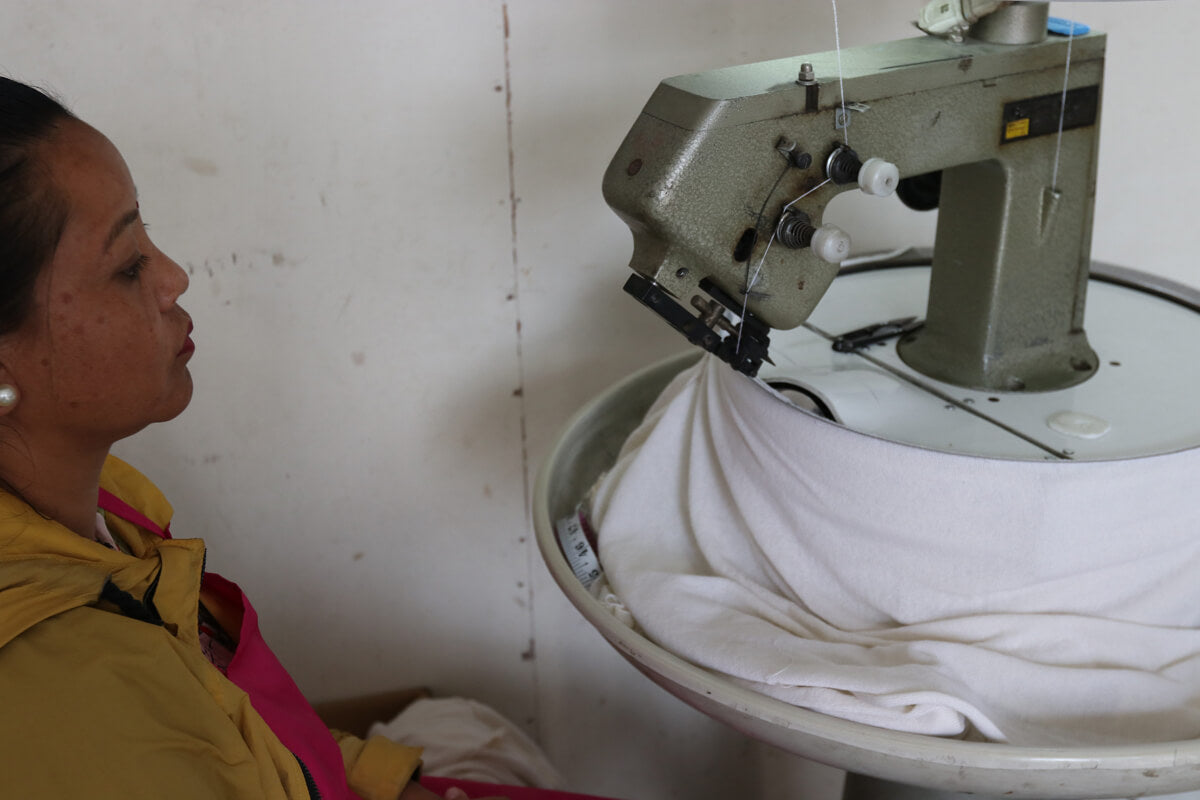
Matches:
[858,157,900,197]
[810,224,851,264]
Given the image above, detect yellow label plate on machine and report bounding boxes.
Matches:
[1005,118,1031,140]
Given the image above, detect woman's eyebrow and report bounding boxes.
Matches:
[103,207,140,253]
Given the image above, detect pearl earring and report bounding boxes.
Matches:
[0,385,18,408]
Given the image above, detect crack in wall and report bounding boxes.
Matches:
[501,0,542,740]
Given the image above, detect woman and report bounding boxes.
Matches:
[0,77,517,800]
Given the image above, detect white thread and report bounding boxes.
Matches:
[735,0,846,353]
[831,0,849,145]
[1050,20,1077,190]
[736,179,834,352]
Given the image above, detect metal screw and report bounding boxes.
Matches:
[777,137,812,169]
[675,268,689,279]
[797,62,816,84]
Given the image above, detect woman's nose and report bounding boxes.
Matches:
[157,253,190,310]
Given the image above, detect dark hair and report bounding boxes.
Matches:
[0,78,75,336]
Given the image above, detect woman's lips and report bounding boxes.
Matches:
[179,321,195,356]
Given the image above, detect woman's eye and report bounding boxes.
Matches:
[121,253,151,280]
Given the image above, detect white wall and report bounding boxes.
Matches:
[5,2,1196,798]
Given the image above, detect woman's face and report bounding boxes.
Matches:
[0,120,194,449]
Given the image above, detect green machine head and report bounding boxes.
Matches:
[604,1,1102,392]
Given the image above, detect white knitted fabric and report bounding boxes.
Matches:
[590,355,1200,745]
[371,698,564,788]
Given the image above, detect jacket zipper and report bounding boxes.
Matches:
[295,754,323,800]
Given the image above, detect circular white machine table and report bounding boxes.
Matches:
[533,259,1200,799]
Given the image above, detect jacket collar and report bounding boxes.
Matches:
[0,455,205,648]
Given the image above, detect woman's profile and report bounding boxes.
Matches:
[0,77,551,800]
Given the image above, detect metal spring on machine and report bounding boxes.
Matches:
[776,210,816,249]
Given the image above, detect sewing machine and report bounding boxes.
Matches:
[602,0,1200,463]
[606,1,1100,393]
[536,3,1200,798]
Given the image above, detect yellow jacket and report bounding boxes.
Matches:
[0,456,421,799]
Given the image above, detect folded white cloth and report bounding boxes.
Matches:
[590,355,1200,745]
[370,697,564,788]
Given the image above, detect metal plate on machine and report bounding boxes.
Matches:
[758,264,1200,462]
[1001,84,1100,143]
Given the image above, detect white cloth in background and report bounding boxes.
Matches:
[589,355,1200,746]
[370,698,564,789]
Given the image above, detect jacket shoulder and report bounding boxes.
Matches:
[0,605,303,799]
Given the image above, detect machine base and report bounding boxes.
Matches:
[534,258,1200,798]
